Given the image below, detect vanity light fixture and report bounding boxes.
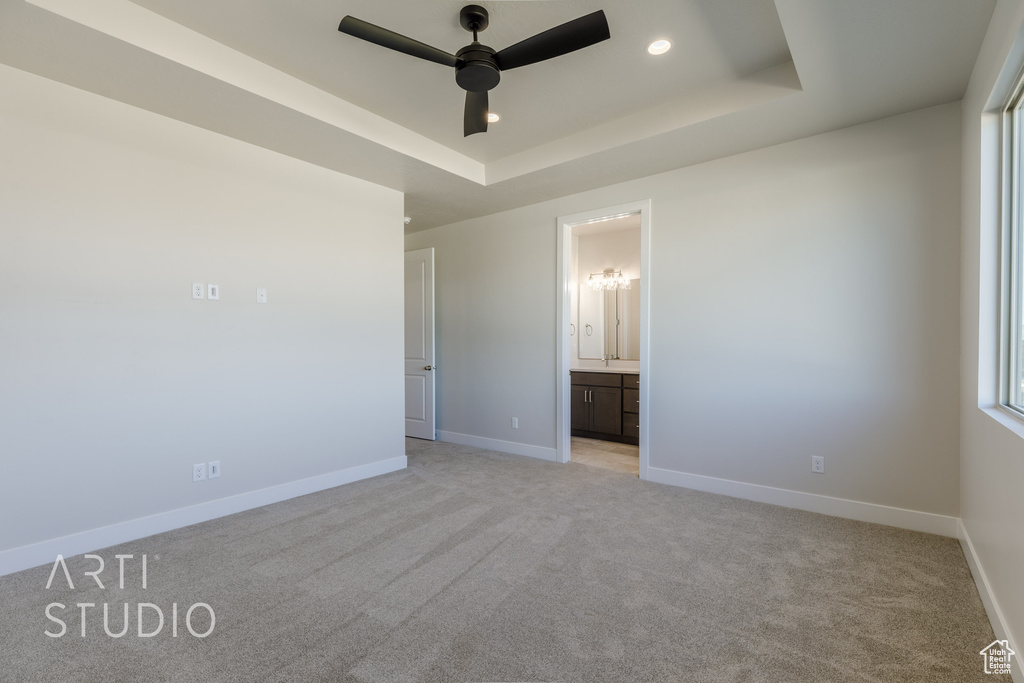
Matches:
[587,268,631,291]
[487,112,500,123]
[647,39,671,55]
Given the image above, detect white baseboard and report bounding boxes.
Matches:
[0,455,407,577]
[436,431,557,462]
[958,520,1023,683]
[647,466,959,537]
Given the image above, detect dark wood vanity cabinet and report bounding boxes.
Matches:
[571,371,639,445]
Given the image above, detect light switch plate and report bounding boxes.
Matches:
[207,284,219,300]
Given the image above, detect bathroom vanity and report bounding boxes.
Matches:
[570,370,640,445]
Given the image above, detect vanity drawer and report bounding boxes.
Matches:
[623,374,640,389]
[570,372,622,388]
[623,388,639,414]
[622,416,640,438]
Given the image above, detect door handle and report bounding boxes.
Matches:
[424,365,434,371]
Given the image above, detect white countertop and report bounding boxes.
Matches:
[571,368,639,375]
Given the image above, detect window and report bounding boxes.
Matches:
[1005,81,1024,415]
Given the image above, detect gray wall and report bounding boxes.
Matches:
[407,102,962,517]
[0,65,405,554]
[960,0,1024,658]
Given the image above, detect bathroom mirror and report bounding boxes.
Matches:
[578,279,640,360]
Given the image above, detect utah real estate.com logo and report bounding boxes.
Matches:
[43,554,215,639]
[980,639,1016,676]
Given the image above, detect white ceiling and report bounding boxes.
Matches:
[0,0,996,231]
[127,0,793,162]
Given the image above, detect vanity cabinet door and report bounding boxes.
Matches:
[570,386,590,431]
[589,387,622,435]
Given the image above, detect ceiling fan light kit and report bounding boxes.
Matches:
[338,5,610,137]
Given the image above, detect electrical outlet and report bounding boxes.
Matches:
[192,463,207,482]
[511,417,519,429]
[207,284,219,300]
[192,283,205,300]
[208,461,220,478]
[256,288,267,304]
[811,456,825,474]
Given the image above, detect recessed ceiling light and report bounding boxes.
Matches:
[647,39,671,56]
[487,113,500,123]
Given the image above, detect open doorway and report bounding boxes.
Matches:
[556,201,651,478]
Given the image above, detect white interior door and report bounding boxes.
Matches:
[405,248,435,440]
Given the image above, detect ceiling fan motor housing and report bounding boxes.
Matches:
[455,44,500,92]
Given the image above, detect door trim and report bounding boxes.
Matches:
[556,200,651,479]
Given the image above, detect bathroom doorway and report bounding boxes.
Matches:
[556,201,651,478]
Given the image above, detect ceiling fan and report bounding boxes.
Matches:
[338,5,610,137]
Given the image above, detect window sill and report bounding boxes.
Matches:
[981,404,1024,439]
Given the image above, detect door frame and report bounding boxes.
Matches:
[556,200,651,479]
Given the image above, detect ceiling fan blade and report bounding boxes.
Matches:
[339,16,459,68]
[464,90,488,137]
[494,10,609,71]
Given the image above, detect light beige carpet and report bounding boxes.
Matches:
[0,438,996,682]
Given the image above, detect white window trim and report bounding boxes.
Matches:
[1000,74,1024,422]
